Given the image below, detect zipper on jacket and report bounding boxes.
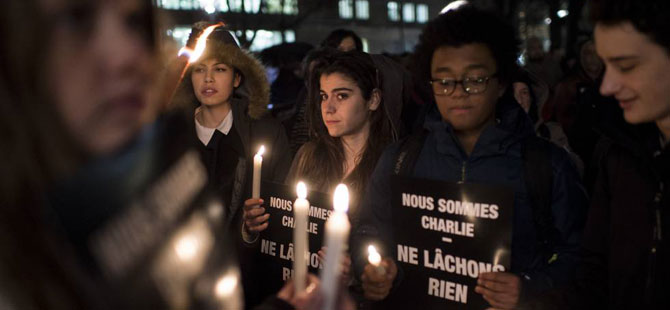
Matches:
[460,161,467,183]
[645,182,664,304]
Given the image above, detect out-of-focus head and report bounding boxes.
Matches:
[413,4,517,132]
[592,0,670,125]
[1,0,155,180]
[526,37,545,62]
[578,40,603,80]
[320,29,363,52]
[513,82,532,113]
[43,0,155,155]
[511,69,547,124]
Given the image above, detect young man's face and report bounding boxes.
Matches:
[595,22,670,125]
[430,43,506,134]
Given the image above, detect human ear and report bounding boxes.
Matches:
[497,81,508,98]
[368,88,381,111]
[234,72,242,88]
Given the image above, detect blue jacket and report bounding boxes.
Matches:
[353,97,587,300]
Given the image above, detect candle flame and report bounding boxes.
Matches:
[174,233,199,262]
[257,145,265,157]
[215,273,238,298]
[177,23,224,63]
[297,181,307,199]
[333,184,349,213]
[367,245,381,265]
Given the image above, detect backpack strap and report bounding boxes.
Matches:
[394,130,428,176]
[522,136,560,261]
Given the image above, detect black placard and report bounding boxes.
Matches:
[390,176,514,309]
[257,181,333,295]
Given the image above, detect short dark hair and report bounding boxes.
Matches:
[320,29,363,51]
[591,0,670,53]
[412,5,518,85]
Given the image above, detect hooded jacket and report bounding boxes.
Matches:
[352,96,587,308]
[173,34,291,228]
[172,31,292,309]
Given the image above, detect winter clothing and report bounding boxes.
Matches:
[0,111,248,310]
[352,97,588,308]
[520,69,584,176]
[571,120,670,310]
[173,29,292,309]
[173,34,291,229]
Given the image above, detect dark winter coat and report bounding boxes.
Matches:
[172,38,292,231]
[352,97,588,307]
[197,97,291,231]
[572,121,670,310]
[172,36,292,309]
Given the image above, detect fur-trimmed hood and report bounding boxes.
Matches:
[172,38,270,120]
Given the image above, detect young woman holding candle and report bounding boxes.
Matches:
[243,49,407,305]
[171,23,293,308]
[244,50,406,232]
[172,23,292,233]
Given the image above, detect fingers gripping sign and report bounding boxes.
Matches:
[475,272,521,310]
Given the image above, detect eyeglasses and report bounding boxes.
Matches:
[429,74,498,96]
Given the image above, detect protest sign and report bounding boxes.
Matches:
[256,181,333,295]
[390,176,514,309]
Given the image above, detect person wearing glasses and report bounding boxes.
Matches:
[351,4,586,309]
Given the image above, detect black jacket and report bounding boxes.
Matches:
[573,120,670,310]
[195,97,291,233]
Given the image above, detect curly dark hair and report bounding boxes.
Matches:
[591,0,670,53]
[412,4,518,85]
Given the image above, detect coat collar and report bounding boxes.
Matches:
[424,96,533,159]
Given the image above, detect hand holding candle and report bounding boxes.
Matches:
[320,184,350,310]
[367,245,386,276]
[361,254,397,301]
[252,145,265,199]
[293,182,309,293]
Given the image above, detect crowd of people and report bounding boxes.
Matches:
[1,0,668,309]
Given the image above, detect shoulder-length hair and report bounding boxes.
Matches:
[294,50,395,208]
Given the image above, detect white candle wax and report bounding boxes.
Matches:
[252,145,265,198]
[321,184,350,310]
[293,182,309,293]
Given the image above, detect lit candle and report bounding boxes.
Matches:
[252,145,265,199]
[321,184,350,310]
[293,181,309,293]
[160,23,223,110]
[367,245,386,275]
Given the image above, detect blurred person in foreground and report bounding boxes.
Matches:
[0,1,345,309]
